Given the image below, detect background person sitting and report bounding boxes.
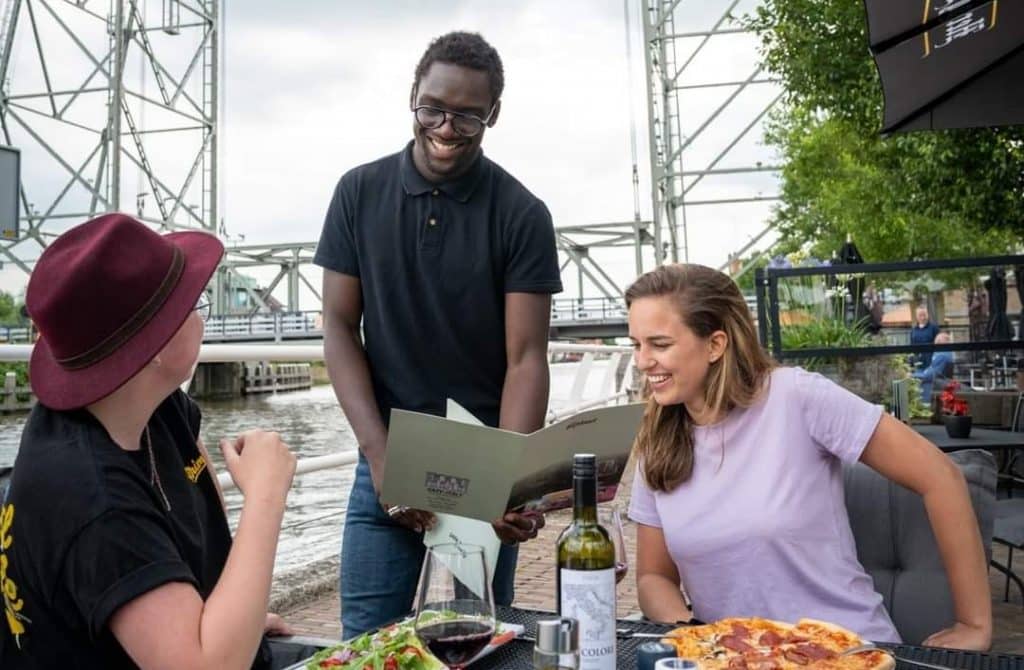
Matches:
[913,332,955,403]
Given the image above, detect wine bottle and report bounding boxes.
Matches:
[556,453,616,670]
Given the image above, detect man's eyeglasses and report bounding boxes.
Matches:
[194,295,211,322]
[413,104,496,138]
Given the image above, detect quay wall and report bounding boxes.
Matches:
[189,362,313,399]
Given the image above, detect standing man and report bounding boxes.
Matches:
[314,31,563,638]
[910,306,941,369]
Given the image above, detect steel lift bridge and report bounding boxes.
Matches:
[0,0,780,339]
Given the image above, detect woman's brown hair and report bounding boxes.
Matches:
[625,264,775,492]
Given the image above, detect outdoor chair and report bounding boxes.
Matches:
[1004,393,1024,496]
[991,498,1024,607]
[842,449,996,644]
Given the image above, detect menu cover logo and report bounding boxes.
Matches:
[425,472,469,497]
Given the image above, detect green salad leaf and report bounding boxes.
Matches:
[305,620,444,670]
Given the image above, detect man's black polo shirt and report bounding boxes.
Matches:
[315,142,562,428]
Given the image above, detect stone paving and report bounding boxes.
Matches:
[279,492,1024,654]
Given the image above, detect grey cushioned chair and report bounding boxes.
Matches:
[842,449,996,644]
[992,498,1024,606]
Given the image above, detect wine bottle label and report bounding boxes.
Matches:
[559,567,616,670]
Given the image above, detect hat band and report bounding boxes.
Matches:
[56,247,185,371]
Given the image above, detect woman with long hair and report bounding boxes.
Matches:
[626,264,990,650]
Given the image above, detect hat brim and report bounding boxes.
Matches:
[30,230,224,410]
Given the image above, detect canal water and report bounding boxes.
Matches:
[0,360,624,576]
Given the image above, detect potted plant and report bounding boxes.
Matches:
[939,381,972,438]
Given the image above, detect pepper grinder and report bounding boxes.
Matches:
[533,617,580,670]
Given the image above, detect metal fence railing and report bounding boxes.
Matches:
[755,254,1024,363]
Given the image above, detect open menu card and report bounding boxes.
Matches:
[381,400,645,525]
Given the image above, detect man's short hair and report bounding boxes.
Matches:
[411,31,504,106]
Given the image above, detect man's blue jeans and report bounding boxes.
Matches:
[340,455,519,639]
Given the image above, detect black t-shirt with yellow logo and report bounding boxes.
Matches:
[0,390,236,668]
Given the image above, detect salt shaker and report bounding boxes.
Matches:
[533,617,580,670]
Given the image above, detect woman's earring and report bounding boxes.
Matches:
[152,356,162,367]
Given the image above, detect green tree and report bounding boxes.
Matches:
[731,254,770,293]
[0,290,22,326]
[745,0,1024,261]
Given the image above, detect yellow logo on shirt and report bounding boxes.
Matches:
[1,503,29,647]
[184,455,207,484]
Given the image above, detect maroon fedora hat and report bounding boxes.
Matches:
[26,213,223,410]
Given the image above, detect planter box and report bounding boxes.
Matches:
[813,357,899,406]
[942,414,972,438]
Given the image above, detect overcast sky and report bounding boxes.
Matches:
[1,0,781,305]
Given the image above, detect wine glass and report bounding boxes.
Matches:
[414,543,496,669]
[601,503,628,585]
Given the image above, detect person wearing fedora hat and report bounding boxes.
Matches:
[0,213,298,669]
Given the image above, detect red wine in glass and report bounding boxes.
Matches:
[614,560,628,584]
[416,619,495,667]
[414,543,496,669]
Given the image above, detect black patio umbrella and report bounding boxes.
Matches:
[985,266,1013,341]
[837,238,864,265]
[836,237,869,327]
[863,0,1024,133]
[1015,266,1024,340]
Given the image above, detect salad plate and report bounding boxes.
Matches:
[296,615,524,670]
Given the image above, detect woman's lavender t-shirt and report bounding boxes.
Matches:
[628,367,899,642]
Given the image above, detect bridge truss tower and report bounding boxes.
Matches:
[559,0,783,300]
[218,242,320,315]
[640,0,782,270]
[0,0,219,271]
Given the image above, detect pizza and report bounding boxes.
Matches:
[660,617,895,670]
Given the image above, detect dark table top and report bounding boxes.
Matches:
[472,607,1024,670]
[283,606,1024,669]
[913,424,1024,452]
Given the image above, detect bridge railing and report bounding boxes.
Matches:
[0,341,638,491]
[550,297,628,324]
[2,296,740,345]
[0,326,32,344]
[0,300,639,345]
[201,300,633,342]
[204,311,322,340]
